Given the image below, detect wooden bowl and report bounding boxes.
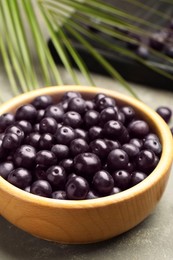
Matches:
[0,86,172,244]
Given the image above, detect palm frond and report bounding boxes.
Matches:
[46,0,173,80]
[22,0,63,86]
[0,0,173,103]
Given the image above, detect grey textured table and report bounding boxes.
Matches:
[0,67,173,260]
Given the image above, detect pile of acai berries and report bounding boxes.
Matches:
[0,91,169,200]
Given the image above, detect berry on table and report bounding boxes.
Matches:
[156,106,172,123]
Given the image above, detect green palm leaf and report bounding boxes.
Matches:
[0,0,172,103]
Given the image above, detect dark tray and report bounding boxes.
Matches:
[48,0,173,90]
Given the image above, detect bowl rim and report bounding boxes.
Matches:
[0,85,173,209]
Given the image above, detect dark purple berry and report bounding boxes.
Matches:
[30,180,52,198]
[62,91,81,101]
[35,165,47,180]
[86,190,99,199]
[8,168,32,189]
[90,139,109,159]
[59,158,73,173]
[51,144,69,160]
[107,149,129,171]
[104,139,120,153]
[150,154,160,171]
[66,176,89,200]
[58,100,69,112]
[99,107,119,125]
[120,106,135,125]
[39,117,57,134]
[46,165,67,189]
[5,125,24,143]
[63,111,83,128]
[93,93,106,103]
[84,110,99,127]
[96,96,115,111]
[135,149,155,172]
[68,97,86,114]
[36,110,45,122]
[44,105,64,123]
[85,100,95,111]
[126,162,135,173]
[128,120,149,138]
[112,170,131,190]
[111,187,121,195]
[70,138,89,156]
[103,121,129,144]
[74,153,101,179]
[103,120,124,139]
[66,173,78,185]
[143,139,162,155]
[118,112,125,124]
[33,123,40,132]
[15,104,37,123]
[0,161,14,179]
[39,133,54,150]
[75,128,89,141]
[32,95,53,109]
[92,170,114,196]
[25,186,31,193]
[0,140,8,159]
[88,126,102,140]
[52,190,67,200]
[129,138,143,149]
[118,127,130,144]
[57,123,63,129]
[156,106,172,123]
[55,126,76,145]
[131,171,147,186]
[2,133,20,150]
[25,132,41,149]
[144,133,159,142]
[122,143,140,158]
[149,32,166,50]
[16,120,32,135]
[0,113,15,133]
[36,150,57,167]
[14,145,36,168]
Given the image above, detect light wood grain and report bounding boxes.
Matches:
[0,86,172,244]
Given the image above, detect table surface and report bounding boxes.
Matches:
[0,66,173,260]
